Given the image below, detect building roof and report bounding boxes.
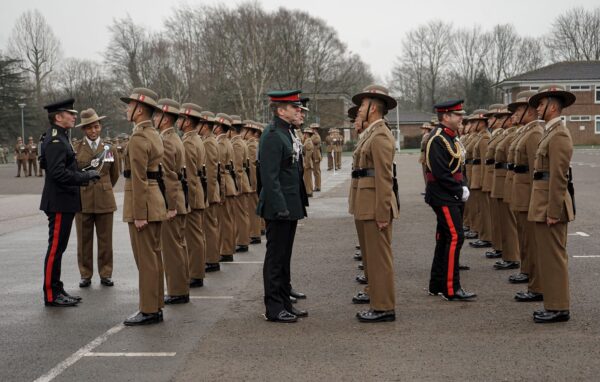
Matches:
[386,109,434,125]
[499,61,600,86]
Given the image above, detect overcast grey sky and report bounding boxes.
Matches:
[0,0,597,81]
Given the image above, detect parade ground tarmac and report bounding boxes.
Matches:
[1,149,599,382]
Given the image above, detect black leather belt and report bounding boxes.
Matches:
[472,159,481,165]
[465,159,473,164]
[513,165,529,174]
[507,163,515,171]
[485,159,495,165]
[123,170,160,179]
[494,162,506,169]
[533,171,550,180]
[351,168,375,178]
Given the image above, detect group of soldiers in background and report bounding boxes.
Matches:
[11,136,43,177]
[326,128,344,170]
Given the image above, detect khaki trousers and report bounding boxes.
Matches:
[218,197,236,256]
[516,212,542,293]
[75,212,114,279]
[27,159,38,176]
[249,193,261,238]
[363,220,395,311]
[303,168,313,195]
[354,220,369,294]
[161,214,189,296]
[205,203,220,263]
[186,209,206,280]
[128,222,164,313]
[334,151,342,169]
[535,222,570,310]
[327,152,333,170]
[499,201,519,261]
[470,189,482,234]
[489,196,503,251]
[16,159,27,176]
[313,160,321,189]
[479,192,493,242]
[234,194,250,246]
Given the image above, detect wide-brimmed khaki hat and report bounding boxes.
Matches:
[120,88,159,108]
[229,115,243,126]
[508,90,537,112]
[493,104,513,117]
[469,109,489,121]
[351,84,397,111]
[214,113,232,127]
[302,128,314,134]
[179,103,203,119]
[199,111,215,123]
[528,84,576,108]
[430,117,439,125]
[76,108,106,128]
[483,104,504,117]
[421,122,433,130]
[310,123,320,129]
[155,98,181,116]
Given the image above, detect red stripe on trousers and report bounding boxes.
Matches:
[441,206,457,296]
[45,212,62,302]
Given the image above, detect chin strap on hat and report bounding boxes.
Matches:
[518,105,528,125]
[361,101,372,131]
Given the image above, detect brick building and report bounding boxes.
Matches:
[497,61,600,145]
[386,109,434,149]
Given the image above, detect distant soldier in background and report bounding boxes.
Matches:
[302,128,315,197]
[418,122,433,187]
[26,136,40,176]
[325,129,334,170]
[333,128,344,170]
[15,137,28,177]
[310,123,322,191]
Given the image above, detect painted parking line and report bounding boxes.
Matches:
[573,255,600,258]
[568,232,590,237]
[223,261,264,264]
[189,296,234,300]
[84,352,176,357]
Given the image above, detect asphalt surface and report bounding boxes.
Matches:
[1,150,599,382]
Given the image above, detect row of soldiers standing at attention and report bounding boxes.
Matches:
[422,85,574,323]
[12,136,43,177]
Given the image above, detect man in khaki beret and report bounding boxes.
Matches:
[74,108,119,288]
[120,88,166,325]
[153,98,190,305]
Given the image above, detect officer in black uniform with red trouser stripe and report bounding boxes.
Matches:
[424,99,476,301]
[39,99,100,307]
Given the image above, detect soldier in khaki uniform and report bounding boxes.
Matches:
[462,117,477,235]
[153,99,190,305]
[466,110,489,243]
[177,103,207,288]
[302,128,315,197]
[245,121,262,244]
[15,137,28,177]
[325,129,334,170]
[198,111,222,272]
[490,105,521,271]
[26,137,40,176]
[230,116,252,253]
[74,109,120,288]
[351,85,399,323]
[310,123,322,191]
[333,128,344,170]
[507,91,544,299]
[120,88,167,326]
[528,85,575,323]
[418,122,433,186]
[214,113,237,262]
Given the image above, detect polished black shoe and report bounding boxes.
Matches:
[354,251,362,261]
[260,229,266,236]
[459,264,470,271]
[355,245,361,250]
[190,278,204,288]
[352,291,370,304]
[357,309,395,323]
[124,311,161,326]
[158,309,164,322]
[250,237,261,244]
[289,307,308,317]
[164,294,190,305]
[533,309,570,323]
[290,295,297,304]
[79,278,91,288]
[265,310,297,323]
[290,288,306,299]
[205,263,220,272]
[357,262,364,270]
[494,260,519,270]
[219,255,234,262]
[469,240,492,248]
[314,188,320,192]
[45,294,79,307]
[515,291,543,302]
[427,289,442,296]
[508,273,529,284]
[60,289,82,302]
[355,274,367,284]
[441,288,477,301]
[100,277,114,286]
[485,250,503,259]
[307,193,313,198]
[465,231,478,239]
[235,245,248,253]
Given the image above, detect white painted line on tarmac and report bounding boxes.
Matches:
[224,261,264,264]
[189,295,234,300]
[573,255,600,258]
[84,352,176,357]
[34,323,125,382]
[568,232,590,237]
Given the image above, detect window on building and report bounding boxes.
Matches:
[569,85,591,91]
[596,116,600,134]
[596,86,600,103]
[529,86,539,91]
[569,115,592,122]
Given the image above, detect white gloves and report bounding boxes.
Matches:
[461,186,470,202]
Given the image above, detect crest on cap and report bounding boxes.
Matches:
[120,88,159,108]
[433,99,466,115]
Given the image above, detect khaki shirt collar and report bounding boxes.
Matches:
[545,116,563,131]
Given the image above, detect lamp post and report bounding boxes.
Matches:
[395,101,401,152]
[18,103,26,140]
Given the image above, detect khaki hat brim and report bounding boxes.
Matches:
[76,115,106,128]
[528,90,576,108]
[507,101,528,113]
[351,92,397,111]
[120,96,157,109]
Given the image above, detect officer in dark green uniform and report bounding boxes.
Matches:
[257,90,308,323]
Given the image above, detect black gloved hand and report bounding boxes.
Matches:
[275,210,290,219]
[86,170,101,181]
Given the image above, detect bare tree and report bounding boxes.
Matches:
[545,7,600,61]
[105,15,146,89]
[8,9,61,106]
[449,26,491,103]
